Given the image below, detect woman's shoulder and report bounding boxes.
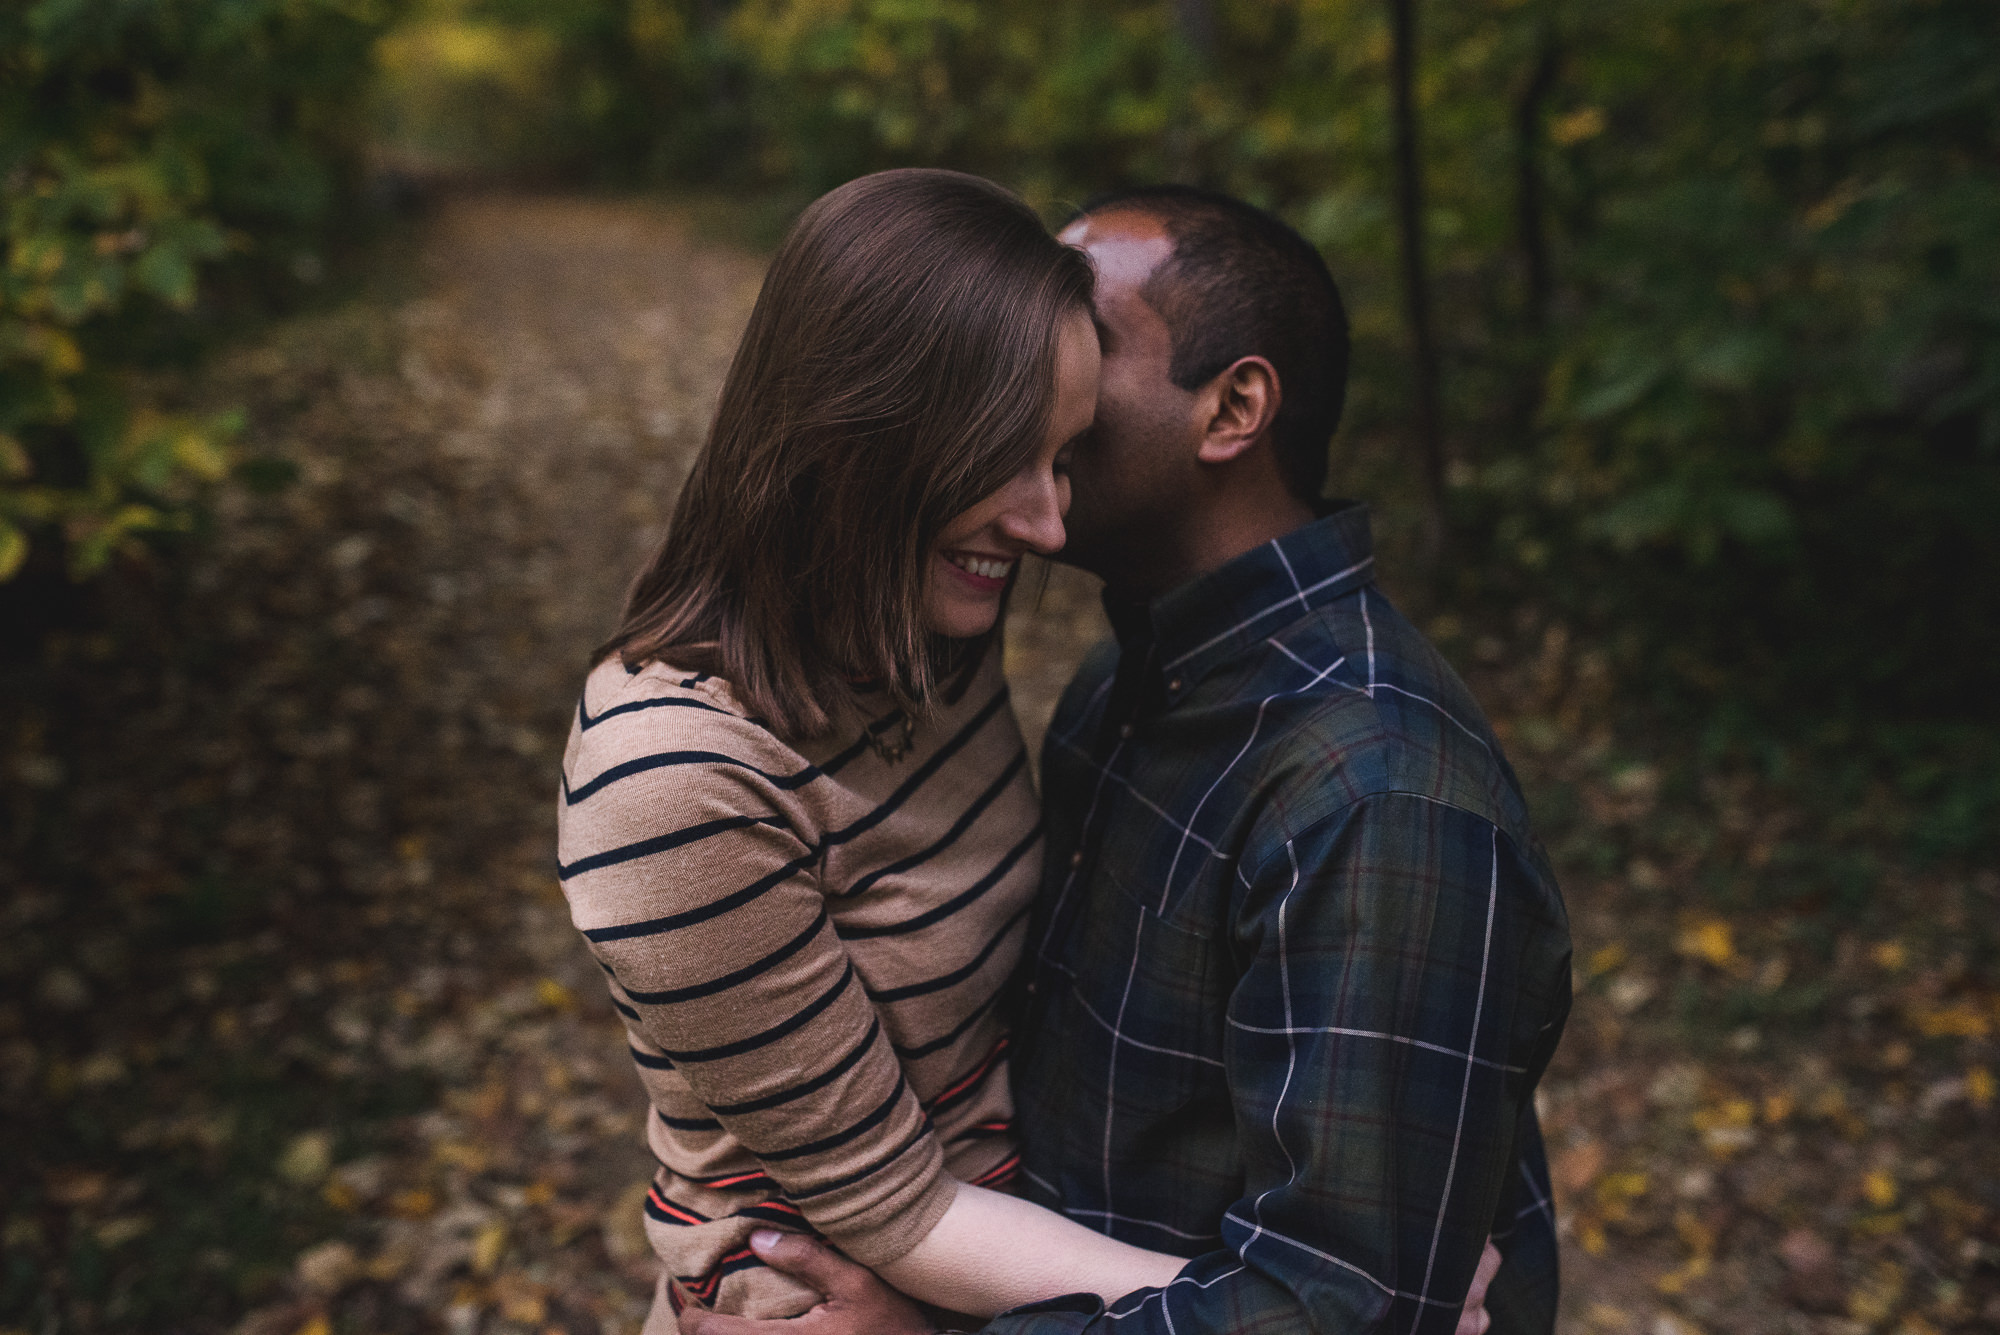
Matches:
[569,655,807,776]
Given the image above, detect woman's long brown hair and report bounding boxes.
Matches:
[599,169,1095,739]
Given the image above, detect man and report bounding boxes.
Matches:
[684,187,1571,1335]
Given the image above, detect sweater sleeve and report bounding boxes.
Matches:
[557,700,957,1266]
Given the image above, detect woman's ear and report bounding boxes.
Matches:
[1194,356,1282,465]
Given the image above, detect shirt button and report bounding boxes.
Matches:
[1168,677,1182,693]
[1118,723,1134,739]
[1069,850,1084,868]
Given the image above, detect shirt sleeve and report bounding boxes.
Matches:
[559,722,957,1267]
[985,792,1571,1334]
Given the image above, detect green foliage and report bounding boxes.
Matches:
[386,0,1998,853]
[459,0,1996,733]
[0,0,392,581]
[38,0,1990,822]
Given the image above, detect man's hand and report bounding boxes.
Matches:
[678,1231,936,1335]
[1453,1240,1503,1335]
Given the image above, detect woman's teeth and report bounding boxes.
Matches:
[946,553,1014,581]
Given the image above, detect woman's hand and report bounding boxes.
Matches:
[678,1226,1506,1335]
[679,1231,935,1335]
[1455,1239,1503,1335]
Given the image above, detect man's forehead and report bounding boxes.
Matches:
[1059,208,1175,295]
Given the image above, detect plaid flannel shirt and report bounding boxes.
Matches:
[992,505,1572,1335]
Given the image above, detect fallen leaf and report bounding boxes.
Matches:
[293,1240,358,1295]
[602,1180,651,1262]
[277,1131,333,1186]
[1675,919,1736,968]
[93,1216,152,1248]
[472,1222,507,1275]
[389,1187,436,1219]
[44,1168,110,1206]
[1588,943,1628,977]
[1917,1002,1989,1040]
[1555,1139,1607,1195]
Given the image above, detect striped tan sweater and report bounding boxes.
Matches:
[556,645,1040,1320]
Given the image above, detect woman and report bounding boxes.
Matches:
[556,169,1186,1330]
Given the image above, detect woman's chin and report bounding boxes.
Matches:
[923,601,1002,640]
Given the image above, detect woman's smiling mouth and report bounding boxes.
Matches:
[942,550,1017,589]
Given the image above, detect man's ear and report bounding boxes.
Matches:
[1194,356,1281,466]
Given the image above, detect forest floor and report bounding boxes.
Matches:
[3,194,1995,1335]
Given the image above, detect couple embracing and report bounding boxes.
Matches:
[556,170,1572,1335]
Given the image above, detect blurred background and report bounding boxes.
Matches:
[2,2,1996,1332]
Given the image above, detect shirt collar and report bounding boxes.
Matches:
[1103,502,1376,699]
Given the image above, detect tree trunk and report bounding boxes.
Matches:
[1387,0,1447,557]
[1515,24,1560,335]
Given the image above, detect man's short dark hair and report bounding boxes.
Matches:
[1077,185,1350,502]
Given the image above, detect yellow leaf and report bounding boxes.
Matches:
[291,1317,330,1335]
[169,426,231,483]
[1550,106,1606,147]
[0,523,27,582]
[536,978,576,1011]
[1846,1261,1905,1324]
[1654,1253,1711,1294]
[1762,1091,1795,1124]
[1852,1209,1904,1236]
[1673,1208,1715,1258]
[1587,943,1627,977]
[472,1221,507,1275]
[389,1187,436,1218]
[1861,1169,1897,1209]
[278,1131,333,1186]
[1676,919,1736,967]
[433,1139,487,1171]
[1692,1098,1755,1131]
[38,329,83,376]
[1969,1065,1995,1109]
[1578,1220,1607,1255]
[0,433,30,480]
[1917,1002,1989,1039]
[1869,940,1907,971]
[1594,1172,1648,1219]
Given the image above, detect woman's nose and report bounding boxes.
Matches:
[998,473,1067,556]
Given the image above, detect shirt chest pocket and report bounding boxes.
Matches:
[1060,868,1227,1119]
